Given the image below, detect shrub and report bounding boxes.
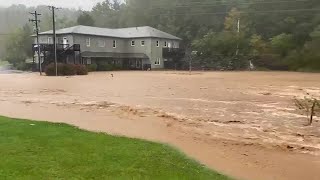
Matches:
[62,64,77,76]
[45,63,56,76]
[87,63,98,72]
[45,63,88,76]
[16,62,28,71]
[97,63,113,71]
[96,61,122,71]
[75,64,88,75]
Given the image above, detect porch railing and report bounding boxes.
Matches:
[32,44,80,52]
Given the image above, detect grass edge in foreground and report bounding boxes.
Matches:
[0,116,230,179]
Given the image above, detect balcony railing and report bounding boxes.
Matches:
[32,44,80,52]
[163,48,185,59]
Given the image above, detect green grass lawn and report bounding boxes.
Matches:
[0,116,230,179]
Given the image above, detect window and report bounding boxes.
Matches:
[168,42,172,48]
[172,42,175,48]
[86,38,90,47]
[98,40,105,47]
[131,40,135,46]
[164,41,167,47]
[155,58,161,65]
[113,40,117,48]
[48,37,52,44]
[141,40,145,46]
[156,40,159,47]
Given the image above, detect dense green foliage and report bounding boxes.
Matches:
[1,0,320,71]
[0,5,79,58]
[77,12,95,26]
[0,116,229,179]
[2,24,33,67]
[45,63,88,76]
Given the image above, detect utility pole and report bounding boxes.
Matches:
[29,11,42,75]
[49,6,59,76]
[236,18,240,56]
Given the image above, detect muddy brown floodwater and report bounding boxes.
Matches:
[0,71,320,180]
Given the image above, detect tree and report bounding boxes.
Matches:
[4,24,33,67]
[270,33,295,57]
[77,12,95,26]
[250,34,268,56]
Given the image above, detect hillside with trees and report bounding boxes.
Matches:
[0,5,79,59]
[1,0,320,71]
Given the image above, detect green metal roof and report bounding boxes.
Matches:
[39,25,181,40]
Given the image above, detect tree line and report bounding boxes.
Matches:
[1,0,320,71]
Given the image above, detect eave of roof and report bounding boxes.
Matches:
[37,25,182,40]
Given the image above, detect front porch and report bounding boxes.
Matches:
[81,51,151,70]
[32,44,81,71]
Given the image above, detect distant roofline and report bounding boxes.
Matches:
[37,25,182,40]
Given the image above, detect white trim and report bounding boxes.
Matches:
[141,40,145,46]
[131,40,135,46]
[86,37,90,47]
[113,40,117,48]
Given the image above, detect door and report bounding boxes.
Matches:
[136,59,141,69]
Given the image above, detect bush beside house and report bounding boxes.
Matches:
[96,62,122,71]
[45,63,88,76]
[87,63,98,72]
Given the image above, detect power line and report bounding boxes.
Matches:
[153,0,311,5]
[151,8,320,16]
[151,0,310,9]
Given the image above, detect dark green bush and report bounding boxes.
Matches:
[97,63,113,71]
[16,62,28,71]
[87,63,98,72]
[96,61,123,71]
[45,63,88,76]
[113,64,122,70]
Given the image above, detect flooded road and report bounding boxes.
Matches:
[0,71,319,180]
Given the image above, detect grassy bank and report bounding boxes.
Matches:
[0,116,230,179]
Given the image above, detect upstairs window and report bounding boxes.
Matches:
[113,40,117,48]
[141,40,145,46]
[156,40,159,47]
[86,38,90,47]
[131,40,135,46]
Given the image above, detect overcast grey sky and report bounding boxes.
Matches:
[0,0,106,10]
